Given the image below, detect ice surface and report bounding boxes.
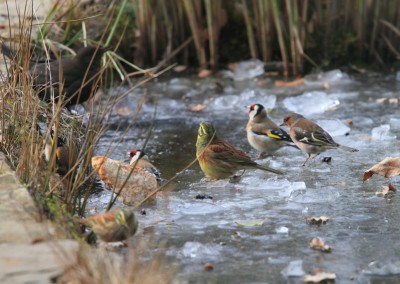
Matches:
[233,59,265,81]
[304,69,352,87]
[371,124,397,140]
[396,71,400,82]
[315,119,351,136]
[180,241,221,259]
[275,226,289,234]
[389,118,400,130]
[363,260,400,275]
[207,90,276,113]
[282,91,340,116]
[281,260,305,277]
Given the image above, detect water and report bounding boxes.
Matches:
[91,70,400,283]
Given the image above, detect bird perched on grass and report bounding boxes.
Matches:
[129,149,161,181]
[247,103,296,158]
[79,208,138,242]
[1,42,106,107]
[44,129,79,176]
[281,112,358,166]
[196,122,283,179]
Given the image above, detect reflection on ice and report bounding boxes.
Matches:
[371,124,397,140]
[364,260,400,275]
[304,69,352,87]
[282,91,340,115]
[275,226,289,234]
[281,260,305,278]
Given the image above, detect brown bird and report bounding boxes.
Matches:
[129,149,161,180]
[91,156,158,206]
[196,122,283,179]
[282,112,358,166]
[79,209,138,242]
[1,43,106,107]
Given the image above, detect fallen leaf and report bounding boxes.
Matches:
[310,238,332,253]
[376,184,397,196]
[235,219,264,227]
[198,69,211,78]
[274,78,304,87]
[231,231,241,241]
[204,262,214,271]
[189,104,206,112]
[228,63,237,72]
[173,65,187,72]
[323,82,331,89]
[363,157,400,182]
[306,216,329,225]
[116,107,133,116]
[304,271,336,283]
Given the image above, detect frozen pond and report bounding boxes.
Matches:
[89,70,400,283]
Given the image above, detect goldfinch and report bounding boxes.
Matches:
[281,112,358,166]
[196,122,283,179]
[129,149,161,180]
[247,104,296,157]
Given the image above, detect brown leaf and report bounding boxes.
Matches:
[204,262,214,271]
[363,157,400,181]
[310,238,332,253]
[173,65,187,73]
[274,78,304,87]
[198,69,212,78]
[189,104,206,112]
[304,271,336,283]
[376,184,397,196]
[306,216,330,225]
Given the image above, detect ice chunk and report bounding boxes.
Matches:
[304,69,352,87]
[371,124,397,140]
[275,226,289,234]
[207,91,276,113]
[315,119,351,136]
[282,91,340,115]
[233,59,265,81]
[363,260,400,275]
[281,260,305,278]
[237,89,277,109]
[180,241,221,259]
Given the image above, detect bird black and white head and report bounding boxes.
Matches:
[248,104,265,120]
[129,149,146,165]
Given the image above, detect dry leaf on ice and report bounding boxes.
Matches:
[310,238,332,253]
[304,271,336,283]
[306,216,330,225]
[189,104,206,112]
[363,157,400,182]
[376,184,397,196]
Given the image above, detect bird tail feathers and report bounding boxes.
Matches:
[339,145,359,152]
[256,164,284,175]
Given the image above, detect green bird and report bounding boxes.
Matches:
[196,122,283,179]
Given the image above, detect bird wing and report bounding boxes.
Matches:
[252,128,293,142]
[293,126,337,146]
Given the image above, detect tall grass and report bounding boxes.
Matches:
[54,0,399,75]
